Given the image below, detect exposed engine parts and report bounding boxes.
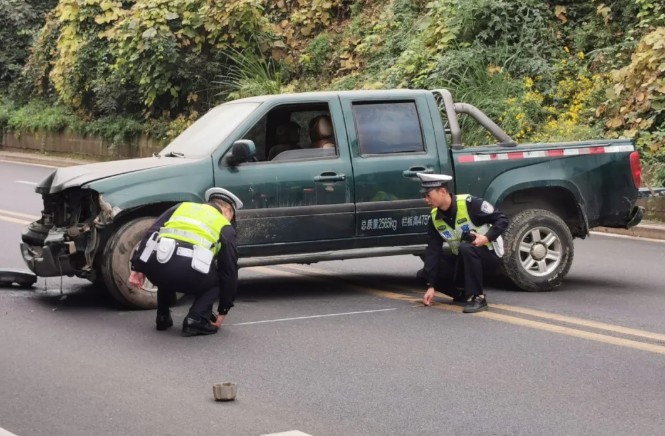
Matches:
[21,188,113,279]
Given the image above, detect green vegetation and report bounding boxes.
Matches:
[0,0,664,184]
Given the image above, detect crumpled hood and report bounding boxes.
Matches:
[36,157,194,194]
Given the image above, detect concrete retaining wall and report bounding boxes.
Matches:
[638,196,665,222]
[1,130,162,160]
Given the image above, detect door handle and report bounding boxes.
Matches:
[403,167,433,178]
[314,172,346,183]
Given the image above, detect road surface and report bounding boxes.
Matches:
[1,160,664,436]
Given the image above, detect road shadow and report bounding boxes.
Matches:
[236,275,362,303]
[12,266,628,313]
[10,274,372,313]
[27,282,122,311]
[554,275,645,293]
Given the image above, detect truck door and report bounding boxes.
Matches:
[341,92,442,238]
[212,96,355,251]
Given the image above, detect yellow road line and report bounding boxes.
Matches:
[281,264,665,344]
[474,311,665,355]
[489,303,665,343]
[254,264,665,356]
[0,215,31,225]
[0,209,39,220]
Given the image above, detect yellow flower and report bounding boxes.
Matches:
[564,46,570,53]
[578,52,585,59]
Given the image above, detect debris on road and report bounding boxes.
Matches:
[213,383,237,402]
[0,268,37,289]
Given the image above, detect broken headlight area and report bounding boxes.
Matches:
[20,188,113,278]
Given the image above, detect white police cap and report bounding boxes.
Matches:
[205,188,243,210]
[418,173,453,194]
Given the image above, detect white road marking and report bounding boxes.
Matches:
[15,180,37,185]
[229,308,397,326]
[589,231,665,244]
[0,159,56,168]
[261,431,313,436]
[0,426,19,436]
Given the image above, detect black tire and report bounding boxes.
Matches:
[502,208,574,292]
[101,217,184,310]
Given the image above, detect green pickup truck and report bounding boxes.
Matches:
[20,89,644,309]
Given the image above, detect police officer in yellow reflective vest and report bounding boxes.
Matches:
[128,188,242,337]
[417,173,508,313]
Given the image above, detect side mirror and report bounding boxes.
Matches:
[228,140,256,166]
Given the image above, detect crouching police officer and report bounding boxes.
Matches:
[418,173,508,313]
[128,188,242,337]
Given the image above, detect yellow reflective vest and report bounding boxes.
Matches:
[159,203,230,255]
[430,194,493,255]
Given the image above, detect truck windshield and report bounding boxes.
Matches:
[159,102,260,158]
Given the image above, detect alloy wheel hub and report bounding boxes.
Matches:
[531,243,547,261]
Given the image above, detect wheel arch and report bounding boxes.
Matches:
[493,183,589,239]
[92,201,180,274]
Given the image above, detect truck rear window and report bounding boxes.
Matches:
[352,102,425,155]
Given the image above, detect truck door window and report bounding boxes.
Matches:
[238,103,339,163]
[352,101,425,156]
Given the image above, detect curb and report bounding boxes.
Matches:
[593,223,665,241]
[0,150,98,168]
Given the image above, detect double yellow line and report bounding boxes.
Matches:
[250,264,665,356]
[0,209,35,225]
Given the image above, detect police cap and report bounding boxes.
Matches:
[418,173,453,194]
[205,188,243,211]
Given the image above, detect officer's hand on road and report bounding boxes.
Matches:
[128,271,145,288]
[471,232,489,247]
[423,287,436,306]
[210,314,224,328]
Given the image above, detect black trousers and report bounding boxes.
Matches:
[433,243,502,298]
[141,243,221,319]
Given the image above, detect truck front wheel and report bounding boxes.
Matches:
[101,217,183,310]
[502,209,574,292]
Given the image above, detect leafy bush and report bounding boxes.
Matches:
[603,27,665,164]
[214,47,289,101]
[301,32,336,76]
[0,97,150,146]
[0,0,59,89]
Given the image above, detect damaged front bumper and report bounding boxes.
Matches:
[20,228,78,277]
[19,188,117,279]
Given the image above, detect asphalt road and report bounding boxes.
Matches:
[1,160,665,436]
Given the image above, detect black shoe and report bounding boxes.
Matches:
[156,313,174,331]
[463,295,488,313]
[182,316,218,337]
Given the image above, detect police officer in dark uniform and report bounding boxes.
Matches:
[128,188,242,337]
[417,173,509,313]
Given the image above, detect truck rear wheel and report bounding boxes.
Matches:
[101,217,183,310]
[502,209,574,292]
